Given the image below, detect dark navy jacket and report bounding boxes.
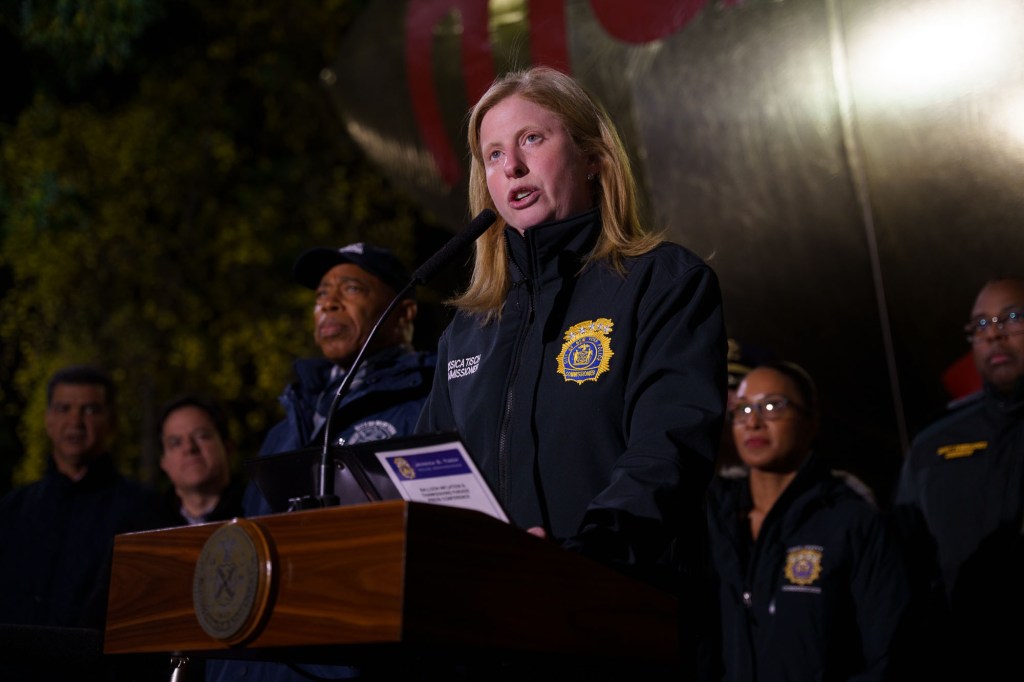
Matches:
[707,456,910,681]
[158,476,248,528]
[894,380,1024,597]
[207,346,435,682]
[242,346,437,516]
[0,455,163,628]
[417,209,727,591]
[892,379,1024,679]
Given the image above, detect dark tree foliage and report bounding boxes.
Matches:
[0,0,445,490]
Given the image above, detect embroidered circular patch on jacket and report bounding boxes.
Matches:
[347,419,398,444]
[784,545,823,586]
[557,318,615,384]
[193,519,273,645]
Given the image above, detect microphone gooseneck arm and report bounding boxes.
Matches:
[307,208,498,507]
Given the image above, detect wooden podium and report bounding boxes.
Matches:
[104,501,679,669]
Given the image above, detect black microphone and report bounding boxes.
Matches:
[411,208,496,284]
[296,208,499,509]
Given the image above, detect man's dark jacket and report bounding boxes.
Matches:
[0,455,162,628]
[892,378,1024,679]
[243,347,437,513]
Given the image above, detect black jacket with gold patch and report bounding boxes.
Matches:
[894,382,1024,597]
[708,456,910,681]
[892,381,1024,679]
[417,208,727,592]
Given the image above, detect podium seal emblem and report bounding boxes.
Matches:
[193,518,273,645]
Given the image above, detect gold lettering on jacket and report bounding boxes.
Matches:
[936,441,988,460]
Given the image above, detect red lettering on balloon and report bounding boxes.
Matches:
[589,0,709,43]
[405,0,572,188]
[405,0,495,187]
[529,0,570,72]
[404,1,726,186]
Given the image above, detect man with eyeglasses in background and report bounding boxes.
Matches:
[892,276,1024,681]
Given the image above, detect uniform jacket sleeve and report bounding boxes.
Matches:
[563,259,727,582]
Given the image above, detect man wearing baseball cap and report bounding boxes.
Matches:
[208,242,437,682]
[246,241,436,510]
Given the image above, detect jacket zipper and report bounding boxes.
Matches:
[496,238,534,507]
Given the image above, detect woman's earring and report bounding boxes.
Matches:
[587,173,595,181]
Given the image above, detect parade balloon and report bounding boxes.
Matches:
[323,0,1024,500]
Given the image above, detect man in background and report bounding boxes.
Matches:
[893,276,1024,679]
[242,241,436,515]
[0,364,163,680]
[208,243,436,682]
[157,393,245,526]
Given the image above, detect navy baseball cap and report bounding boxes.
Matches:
[292,242,414,298]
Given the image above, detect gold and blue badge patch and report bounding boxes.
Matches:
[784,546,823,586]
[393,456,416,480]
[557,318,614,384]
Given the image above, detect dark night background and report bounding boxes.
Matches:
[2,0,1023,510]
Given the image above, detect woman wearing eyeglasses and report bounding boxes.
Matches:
[706,361,911,681]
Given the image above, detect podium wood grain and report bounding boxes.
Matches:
[104,501,678,661]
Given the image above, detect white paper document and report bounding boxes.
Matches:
[375,440,509,523]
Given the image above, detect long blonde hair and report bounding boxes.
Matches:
[452,66,662,320]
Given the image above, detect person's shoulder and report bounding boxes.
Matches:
[0,478,44,511]
[107,473,164,530]
[404,347,438,367]
[0,467,60,503]
[112,472,161,503]
[436,309,490,343]
[624,243,723,318]
[633,239,712,272]
[384,347,437,383]
[258,418,297,456]
[908,391,988,451]
[209,477,248,521]
[708,467,748,498]
[820,482,884,531]
[617,241,717,296]
[828,468,879,508]
[789,470,885,537]
[292,356,334,384]
[716,464,749,481]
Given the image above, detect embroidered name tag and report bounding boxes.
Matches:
[936,441,988,460]
[447,355,481,380]
[557,318,614,384]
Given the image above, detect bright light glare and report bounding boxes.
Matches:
[853,1,1019,103]
[996,92,1024,148]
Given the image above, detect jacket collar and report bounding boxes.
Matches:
[505,208,601,288]
[292,345,415,395]
[46,452,119,490]
[728,452,833,533]
[982,374,1024,416]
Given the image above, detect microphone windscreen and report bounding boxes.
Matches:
[412,209,497,284]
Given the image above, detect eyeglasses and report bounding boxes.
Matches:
[964,307,1024,343]
[727,397,806,424]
